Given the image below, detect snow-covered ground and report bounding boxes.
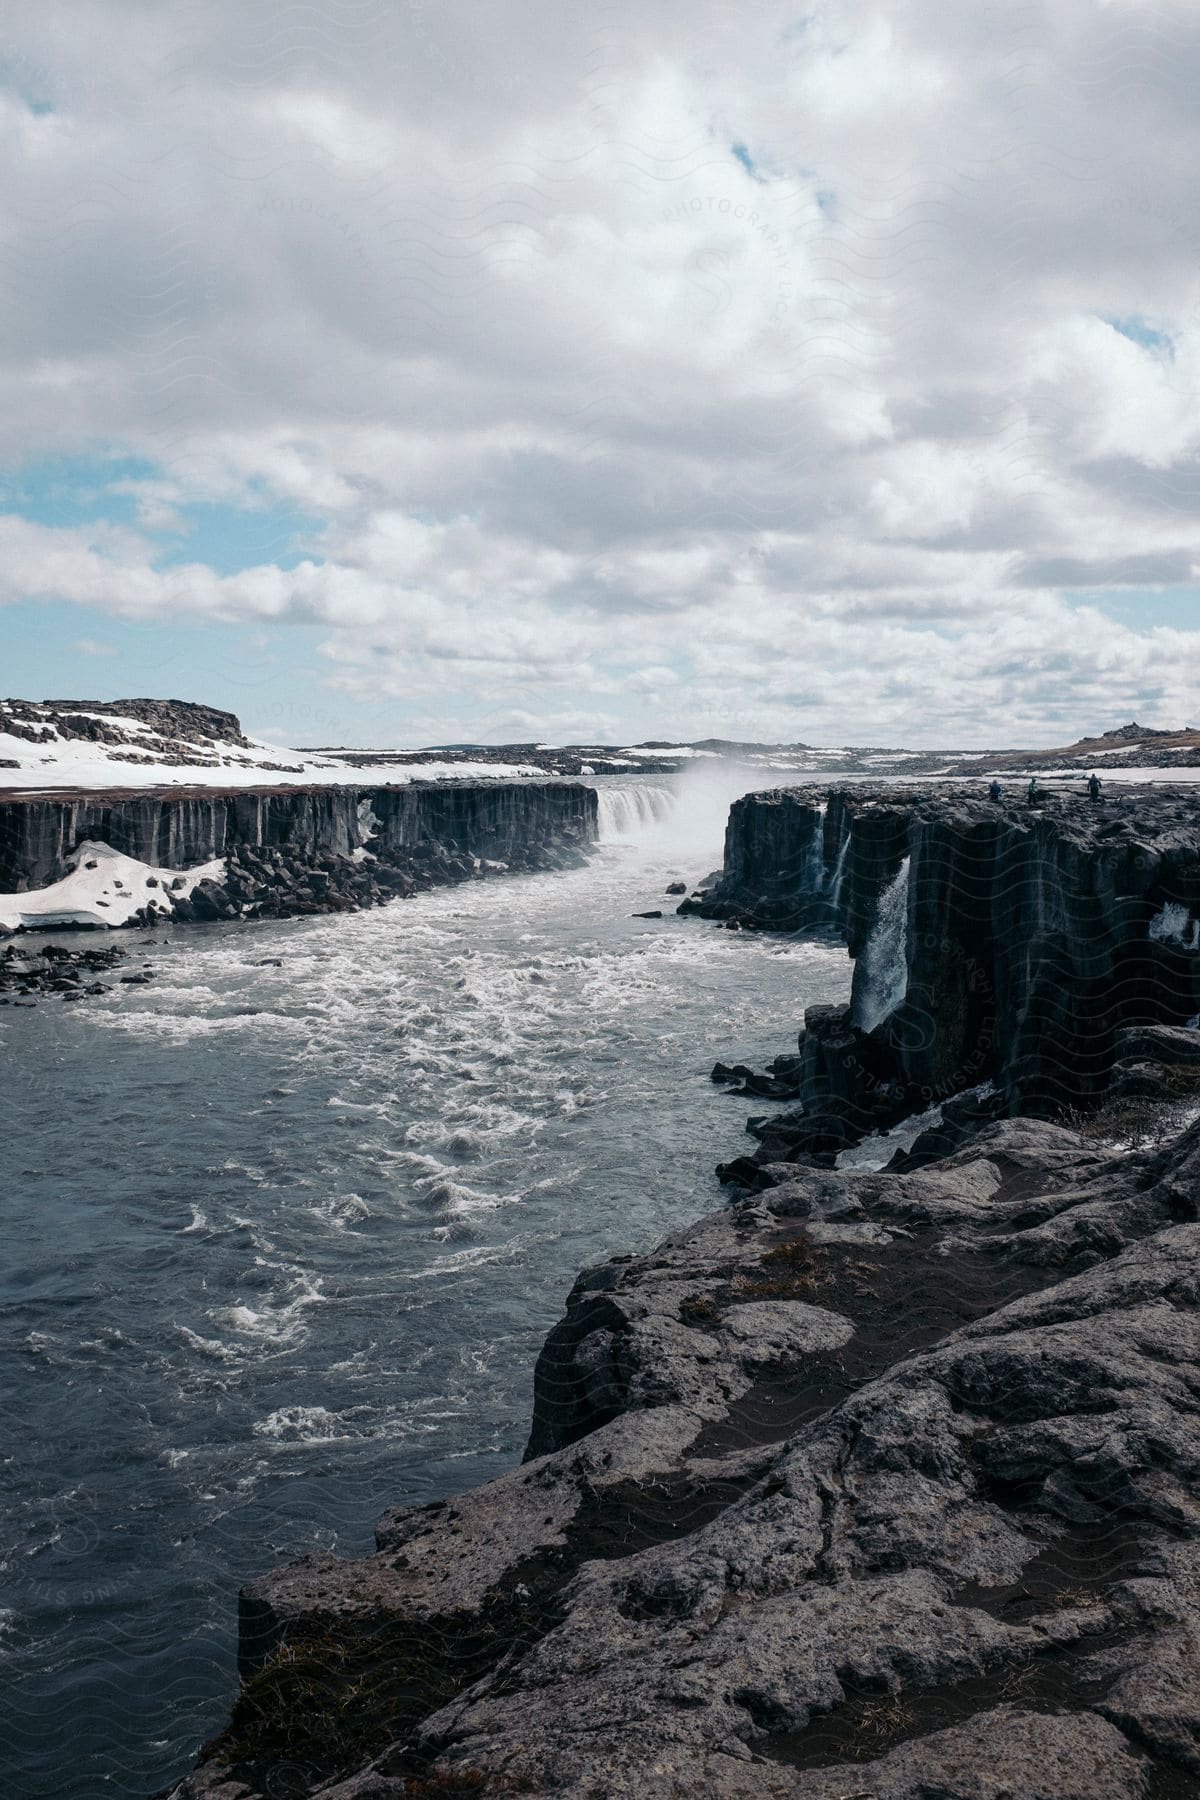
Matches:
[975,766,1200,786]
[4,697,1199,795]
[0,842,225,932]
[615,745,721,760]
[0,727,544,792]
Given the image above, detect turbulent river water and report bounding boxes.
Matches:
[0,773,851,1799]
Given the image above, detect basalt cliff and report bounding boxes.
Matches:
[0,779,597,933]
[687,785,1200,1156]
[167,786,1200,1800]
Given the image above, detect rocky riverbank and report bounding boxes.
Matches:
[164,784,1200,1800]
[168,1092,1200,1798]
[0,779,597,934]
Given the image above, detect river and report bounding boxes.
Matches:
[0,771,852,1798]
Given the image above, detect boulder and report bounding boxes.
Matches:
[1113,1023,1200,1067]
[189,879,235,921]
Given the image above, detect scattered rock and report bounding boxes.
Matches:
[0,941,129,1003]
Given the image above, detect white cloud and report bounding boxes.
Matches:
[0,0,1198,742]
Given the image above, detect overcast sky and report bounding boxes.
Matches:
[1,0,1199,747]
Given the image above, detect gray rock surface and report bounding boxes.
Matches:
[170,1112,1200,1798]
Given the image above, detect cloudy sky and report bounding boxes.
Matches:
[1,0,1199,747]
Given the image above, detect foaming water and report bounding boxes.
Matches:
[595,780,674,841]
[0,781,851,1797]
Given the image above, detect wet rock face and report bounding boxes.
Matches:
[171,1114,1200,1798]
[685,784,1200,1122]
[0,779,598,910]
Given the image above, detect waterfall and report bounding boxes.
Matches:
[807,804,829,890]
[854,855,911,1033]
[595,782,676,844]
[827,829,851,913]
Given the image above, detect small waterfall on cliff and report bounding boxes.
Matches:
[807,804,829,891]
[826,829,851,914]
[854,855,911,1033]
[595,782,676,843]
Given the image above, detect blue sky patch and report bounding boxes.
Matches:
[0,57,54,113]
[731,142,766,183]
[2,450,324,573]
[1105,315,1175,357]
[156,499,324,576]
[0,598,365,745]
[3,451,153,530]
[1066,588,1199,631]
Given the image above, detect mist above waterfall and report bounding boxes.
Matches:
[595,781,675,843]
[593,762,779,858]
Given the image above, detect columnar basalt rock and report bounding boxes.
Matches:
[0,779,598,926]
[686,785,1200,1126]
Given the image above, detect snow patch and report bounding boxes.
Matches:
[0,726,547,793]
[1150,902,1200,950]
[0,841,226,933]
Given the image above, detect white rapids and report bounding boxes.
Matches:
[0,769,852,1799]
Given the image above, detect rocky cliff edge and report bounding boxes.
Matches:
[161,788,1200,1795]
[168,1057,1200,1791]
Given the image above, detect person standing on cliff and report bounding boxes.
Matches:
[1027,776,1040,804]
[1088,772,1102,801]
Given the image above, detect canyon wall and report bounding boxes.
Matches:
[0,780,598,894]
[685,785,1200,1124]
[165,780,1200,1800]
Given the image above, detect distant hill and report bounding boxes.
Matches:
[5,698,1199,792]
[953,722,1200,773]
